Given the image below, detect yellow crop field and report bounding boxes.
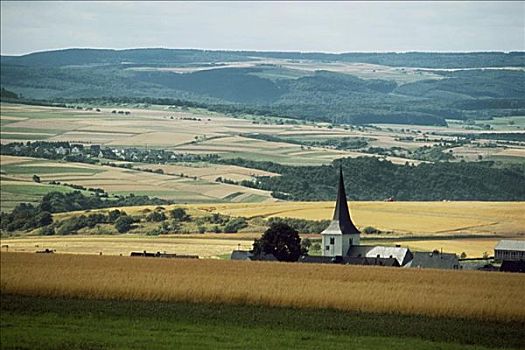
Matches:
[193,201,525,236]
[2,252,524,322]
[0,235,255,258]
[395,239,500,258]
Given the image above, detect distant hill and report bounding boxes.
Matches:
[2,48,524,68]
[1,48,524,126]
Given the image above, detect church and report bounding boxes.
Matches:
[315,167,413,266]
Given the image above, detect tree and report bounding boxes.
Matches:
[146,211,166,222]
[115,216,134,233]
[253,222,302,262]
[32,175,41,183]
[300,237,312,253]
[170,208,190,221]
[223,217,247,233]
[108,209,124,223]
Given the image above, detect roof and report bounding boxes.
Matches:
[495,240,525,252]
[299,256,335,264]
[321,167,360,236]
[230,250,253,260]
[250,252,278,261]
[407,252,459,269]
[348,245,413,266]
[344,256,400,267]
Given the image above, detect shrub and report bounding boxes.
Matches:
[108,209,125,223]
[223,217,247,233]
[146,211,166,222]
[170,208,190,221]
[115,216,135,233]
[362,226,381,234]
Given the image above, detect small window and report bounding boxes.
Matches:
[325,246,330,251]
[329,237,335,244]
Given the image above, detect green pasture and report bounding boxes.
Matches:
[0,181,78,212]
[1,295,522,350]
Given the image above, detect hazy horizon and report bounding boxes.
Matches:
[3,46,525,58]
[1,1,524,56]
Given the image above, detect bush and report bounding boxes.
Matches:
[108,209,125,222]
[362,226,381,234]
[223,217,247,233]
[197,226,206,234]
[115,216,135,233]
[170,208,190,221]
[38,225,55,236]
[146,211,166,222]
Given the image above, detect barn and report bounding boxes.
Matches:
[494,240,525,262]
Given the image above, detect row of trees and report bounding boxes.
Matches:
[220,157,525,201]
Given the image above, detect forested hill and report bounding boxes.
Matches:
[220,158,525,201]
[2,49,525,126]
[2,49,524,68]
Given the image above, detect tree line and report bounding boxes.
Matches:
[218,157,525,201]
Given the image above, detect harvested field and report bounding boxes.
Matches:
[133,162,278,182]
[394,238,500,258]
[193,201,525,236]
[2,252,524,322]
[0,235,254,258]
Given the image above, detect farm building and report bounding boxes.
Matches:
[406,251,460,269]
[494,240,525,262]
[230,250,277,261]
[347,246,413,266]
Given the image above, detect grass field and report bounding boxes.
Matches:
[2,294,523,350]
[2,253,524,322]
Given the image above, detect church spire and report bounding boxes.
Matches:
[333,166,360,234]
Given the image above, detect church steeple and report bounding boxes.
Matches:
[333,166,360,234]
[321,166,360,257]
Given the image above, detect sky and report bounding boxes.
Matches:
[1,1,524,56]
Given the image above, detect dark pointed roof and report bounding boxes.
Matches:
[332,167,360,235]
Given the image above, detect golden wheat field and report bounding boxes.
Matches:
[193,201,525,236]
[0,235,255,258]
[2,252,524,322]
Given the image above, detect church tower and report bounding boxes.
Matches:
[321,167,360,257]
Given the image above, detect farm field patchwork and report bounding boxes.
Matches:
[6,102,515,166]
[0,155,276,210]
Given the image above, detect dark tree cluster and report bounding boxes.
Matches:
[220,157,525,201]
